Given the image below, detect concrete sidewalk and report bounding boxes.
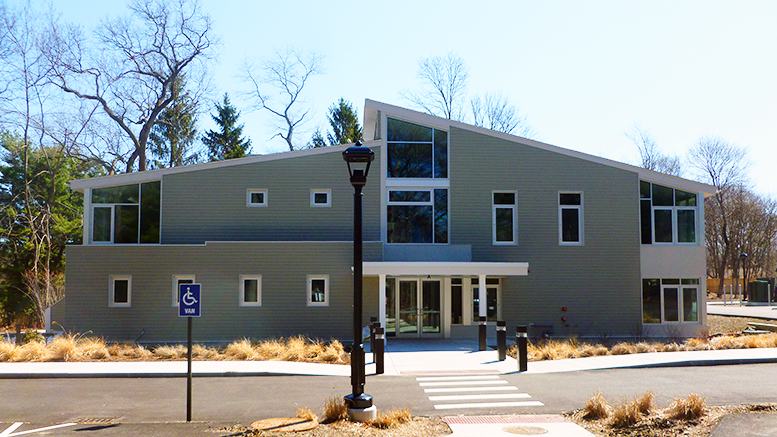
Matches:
[707,300,777,319]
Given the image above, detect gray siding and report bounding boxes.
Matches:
[161,148,381,244]
[64,242,382,342]
[449,127,642,336]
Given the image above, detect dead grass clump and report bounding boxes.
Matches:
[45,335,81,361]
[608,401,641,428]
[15,340,47,362]
[369,408,412,429]
[577,344,609,358]
[610,342,636,355]
[295,406,319,423]
[225,338,259,361]
[255,339,284,361]
[118,344,153,360]
[662,342,680,352]
[583,390,610,420]
[668,393,706,420]
[283,336,310,361]
[634,342,657,354]
[0,340,19,362]
[529,340,578,361]
[153,345,187,360]
[192,344,219,360]
[322,396,348,423]
[635,391,655,415]
[319,340,347,363]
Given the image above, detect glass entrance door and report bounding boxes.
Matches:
[393,278,442,337]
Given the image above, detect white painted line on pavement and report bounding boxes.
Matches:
[424,385,519,393]
[0,423,22,437]
[429,393,532,401]
[419,380,508,387]
[416,375,501,382]
[434,400,544,410]
[3,423,77,437]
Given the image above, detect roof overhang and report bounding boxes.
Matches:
[362,262,529,276]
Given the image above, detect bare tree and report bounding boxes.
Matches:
[42,0,214,172]
[243,47,323,151]
[470,92,535,138]
[688,136,750,297]
[627,126,682,176]
[401,52,469,121]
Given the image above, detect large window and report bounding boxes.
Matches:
[109,275,132,308]
[473,278,501,322]
[387,189,448,244]
[92,182,161,244]
[493,191,517,244]
[240,275,262,307]
[559,192,583,245]
[386,118,447,179]
[640,181,697,244]
[642,278,699,324]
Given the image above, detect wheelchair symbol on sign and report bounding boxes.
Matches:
[182,286,198,306]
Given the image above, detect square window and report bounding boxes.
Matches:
[310,189,331,207]
[172,275,195,307]
[247,189,268,207]
[109,276,132,308]
[240,275,262,306]
[307,275,329,307]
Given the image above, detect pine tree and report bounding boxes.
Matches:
[309,128,327,148]
[202,94,252,161]
[149,77,201,168]
[326,98,362,145]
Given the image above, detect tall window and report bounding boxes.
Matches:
[387,189,448,243]
[109,276,132,308]
[640,181,697,244]
[559,192,583,245]
[386,118,447,179]
[240,275,262,306]
[642,278,699,324]
[92,182,161,244]
[493,191,517,244]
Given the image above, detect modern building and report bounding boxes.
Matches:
[55,99,716,343]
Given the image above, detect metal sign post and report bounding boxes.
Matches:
[179,284,201,422]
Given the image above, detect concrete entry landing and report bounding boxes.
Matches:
[377,338,517,375]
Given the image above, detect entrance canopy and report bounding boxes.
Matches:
[363,261,529,277]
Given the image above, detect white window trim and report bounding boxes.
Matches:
[109,275,132,308]
[492,191,518,245]
[246,189,268,207]
[239,275,262,307]
[91,205,115,244]
[310,189,332,207]
[172,275,196,307]
[307,275,329,307]
[558,192,584,246]
[643,279,701,324]
[386,187,449,245]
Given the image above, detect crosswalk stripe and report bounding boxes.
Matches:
[429,393,531,401]
[424,386,519,393]
[416,375,501,382]
[434,400,544,410]
[419,380,508,387]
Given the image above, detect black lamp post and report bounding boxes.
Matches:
[342,140,376,421]
[740,253,748,302]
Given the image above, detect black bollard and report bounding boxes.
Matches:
[375,326,384,375]
[516,325,528,372]
[369,316,377,353]
[497,320,506,361]
[478,316,487,351]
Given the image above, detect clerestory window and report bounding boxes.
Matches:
[640,181,697,244]
[92,182,161,244]
[386,118,447,179]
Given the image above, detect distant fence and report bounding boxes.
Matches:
[707,277,776,294]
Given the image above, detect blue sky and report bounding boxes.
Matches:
[48,0,777,195]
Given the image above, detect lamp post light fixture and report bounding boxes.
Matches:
[740,253,748,303]
[342,140,377,422]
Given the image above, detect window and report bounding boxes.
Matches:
[307,275,329,306]
[172,275,195,307]
[493,191,517,244]
[640,181,697,244]
[387,189,448,243]
[240,275,262,306]
[642,278,699,324]
[246,189,268,207]
[109,276,132,308]
[386,118,448,179]
[472,278,501,322]
[92,182,161,244]
[310,189,331,207]
[559,192,583,245]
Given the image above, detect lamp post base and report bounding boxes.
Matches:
[347,404,377,423]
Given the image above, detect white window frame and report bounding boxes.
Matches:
[310,189,332,207]
[307,275,329,307]
[492,191,518,245]
[109,275,132,308]
[239,275,262,307]
[643,278,700,324]
[386,188,449,244]
[91,205,115,244]
[558,192,584,246]
[172,275,196,307]
[246,189,268,207]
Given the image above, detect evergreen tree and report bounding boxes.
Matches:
[309,128,327,148]
[149,77,201,169]
[202,94,251,161]
[326,98,362,145]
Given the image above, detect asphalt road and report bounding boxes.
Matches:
[3,363,777,435]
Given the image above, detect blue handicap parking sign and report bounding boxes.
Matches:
[179,283,201,317]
